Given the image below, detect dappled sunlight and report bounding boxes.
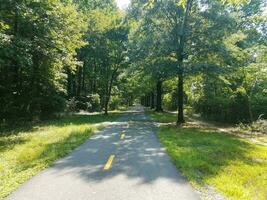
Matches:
[5,108,198,200]
[158,126,267,200]
[0,113,120,198]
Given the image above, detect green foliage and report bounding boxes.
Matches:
[0,0,266,125]
[127,0,267,124]
[0,0,87,121]
[71,4,129,113]
[109,95,121,110]
[88,94,101,112]
[148,110,177,123]
[66,94,101,112]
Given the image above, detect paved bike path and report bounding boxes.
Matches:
[7,106,200,200]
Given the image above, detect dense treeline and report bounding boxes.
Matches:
[0,0,130,122]
[0,0,87,120]
[128,0,267,123]
[0,0,266,124]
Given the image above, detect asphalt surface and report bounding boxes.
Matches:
[7,106,200,200]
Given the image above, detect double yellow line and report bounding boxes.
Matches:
[103,132,126,171]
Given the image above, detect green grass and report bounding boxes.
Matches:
[0,113,119,199]
[148,111,177,123]
[258,137,267,143]
[150,112,267,200]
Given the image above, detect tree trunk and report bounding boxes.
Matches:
[77,66,82,97]
[146,94,150,107]
[151,92,155,109]
[104,97,108,115]
[104,81,109,115]
[67,69,73,98]
[175,0,193,124]
[72,78,77,97]
[156,80,163,112]
[177,72,185,124]
[104,67,118,115]
[13,1,20,96]
[82,64,86,94]
[141,97,144,106]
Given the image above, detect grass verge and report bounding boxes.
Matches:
[150,111,267,200]
[148,110,177,123]
[0,113,119,199]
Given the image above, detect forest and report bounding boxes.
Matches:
[1,1,267,200]
[0,0,266,125]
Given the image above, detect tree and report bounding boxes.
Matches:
[71,1,130,114]
[0,0,87,120]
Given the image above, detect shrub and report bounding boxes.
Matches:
[40,94,66,118]
[109,96,120,110]
[238,115,267,135]
[66,98,78,112]
[163,93,177,111]
[88,94,101,112]
[66,94,101,112]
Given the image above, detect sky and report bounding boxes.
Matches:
[116,0,131,9]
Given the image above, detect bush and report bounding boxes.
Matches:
[238,116,267,135]
[40,92,66,119]
[88,94,101,112]
[66,98,78,112]
[109,96,120,110]
[229,89,250,123]
[195,96,231,122]
[66,94,101,112]
[76,100,91,111]
[163,93,177,111]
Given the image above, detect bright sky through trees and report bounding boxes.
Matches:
[116,0,130,9]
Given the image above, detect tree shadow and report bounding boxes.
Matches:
[0,137,29,152]
[26,111,190,187]
[6,108,263,200]
[158,125,266,185]
[0,112,124,137]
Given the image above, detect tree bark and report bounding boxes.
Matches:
[177,72,185,124]
[175,0,193,124]
[156,80,163,112]
[82,64,86,94]
[13,1,20,95]
[146,94,150,107]
[151,91,155,109]
[77,66,82,97]
[67,68,73,98]
[104,66,118,115]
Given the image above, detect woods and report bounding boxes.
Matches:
[0,0,266,124]
[129,0,267,124]
[0,0,128,121]
[1,1,267,200]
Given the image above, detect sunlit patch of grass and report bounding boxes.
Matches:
[148,111,267,200]
[157,126,267,200]
[257,137,267,143]
[0,113,119,199]
[148,111,177,123]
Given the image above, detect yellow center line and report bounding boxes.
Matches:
[103,155,115,170]
[120,133,125,140]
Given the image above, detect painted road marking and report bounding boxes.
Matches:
[120,133,125,140]
[104,155,115,170]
